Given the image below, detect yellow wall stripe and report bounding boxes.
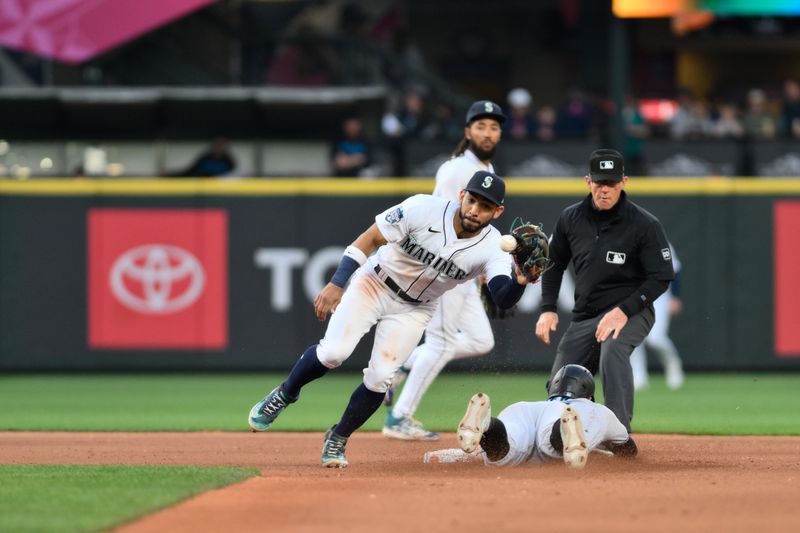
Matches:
[1,177,800,196]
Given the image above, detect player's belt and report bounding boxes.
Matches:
[374,264,424,304]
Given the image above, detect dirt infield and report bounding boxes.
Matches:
[2,432,799,532]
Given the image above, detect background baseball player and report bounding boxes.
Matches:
[630,242,685,390]
[383,100,507,441]
[428,364,637,468]
[248,171,535,468]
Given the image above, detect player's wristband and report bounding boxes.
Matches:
[330,246,367,288]
[343,245,367,266]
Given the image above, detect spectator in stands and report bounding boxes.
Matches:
[554,88,593,138]
[394,91,430,139]
[670,94,714,140]
[535,106,557,142]
[709,103,745,139]
[742,88,777,140]
[331,116,372,177]
[622,96,649,177]
[504,87,537,140]
[780,79,800,139]
[265,25,341,87]
[423,103,463,141]
[179,137,236,177]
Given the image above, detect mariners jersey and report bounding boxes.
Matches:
[432,149,493,201]
[370,194,512,302]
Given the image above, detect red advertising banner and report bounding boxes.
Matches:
[774,201,800,357]
[88,208,228,349]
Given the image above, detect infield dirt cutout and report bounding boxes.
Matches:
[2,432,799,532]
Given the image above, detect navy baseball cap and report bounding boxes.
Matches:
[464,170,505,206]
[589,149,625,182]
[465,100,506,126]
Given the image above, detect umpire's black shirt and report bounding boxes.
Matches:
[541,191,674,321]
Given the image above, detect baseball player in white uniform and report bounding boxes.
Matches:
[248,171,530,468]
[630,243,684,390]
[384,100,507,441]
[431,365,637,468]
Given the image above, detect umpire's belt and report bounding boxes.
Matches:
[374,264,425,304]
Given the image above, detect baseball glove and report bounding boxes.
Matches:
[508,217,553,283]
[479,282,516,320]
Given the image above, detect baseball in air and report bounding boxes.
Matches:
[500,234,518,252]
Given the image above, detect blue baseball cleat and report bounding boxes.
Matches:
[248,387,296,432]
[321,426,349,468]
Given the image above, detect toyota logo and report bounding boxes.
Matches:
[109,244,206,314]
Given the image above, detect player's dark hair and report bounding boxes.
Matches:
[451,137,469,158]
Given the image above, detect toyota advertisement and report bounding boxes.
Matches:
[87,208,228,349]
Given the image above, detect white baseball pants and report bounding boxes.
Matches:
[316,268,437,393]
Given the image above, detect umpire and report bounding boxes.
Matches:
[535,148,674,432]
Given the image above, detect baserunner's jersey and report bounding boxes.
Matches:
[491,397,630,467]
[432,149,493,202]
[370,194,512,302]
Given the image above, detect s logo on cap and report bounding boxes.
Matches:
[484,102,494,113]
[482,175,493,188]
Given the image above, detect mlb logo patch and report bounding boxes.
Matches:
[661,248,672,261]
[606,251,626,264]
[600,160,614,169]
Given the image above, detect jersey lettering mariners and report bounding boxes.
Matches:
[370,194,512,302]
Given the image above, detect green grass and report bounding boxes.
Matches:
[0,372,798,435]
[0,465,257,533]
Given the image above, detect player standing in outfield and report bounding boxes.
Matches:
[630,242,685,390]
[426,365,637,467]
[248,171,532,468]
[383,100,507,441]
[535,149,674,432]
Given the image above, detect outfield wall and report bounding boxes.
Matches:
[1,178,799,372]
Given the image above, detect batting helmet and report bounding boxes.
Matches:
[547,364,595,400]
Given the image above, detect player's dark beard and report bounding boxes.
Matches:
[468,139,496,161]
[458,209,490,235]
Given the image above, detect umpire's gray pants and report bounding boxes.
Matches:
[548,307,655,433]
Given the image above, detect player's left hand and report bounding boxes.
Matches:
[512,263,529,285]
[595,307,628,342]
[314,283,344,321]
[507,218,552,284]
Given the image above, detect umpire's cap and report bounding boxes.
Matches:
[465,100,506,126]
[464,170,505,206]
[589,148,624,182]
[547,364,595,400]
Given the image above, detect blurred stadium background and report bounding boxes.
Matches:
[1,0,799,375]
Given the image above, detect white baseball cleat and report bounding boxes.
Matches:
[457,392,491,453]
[665,360,685,390]
[560,406,588,469]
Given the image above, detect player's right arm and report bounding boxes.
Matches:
[314,224,387,321]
